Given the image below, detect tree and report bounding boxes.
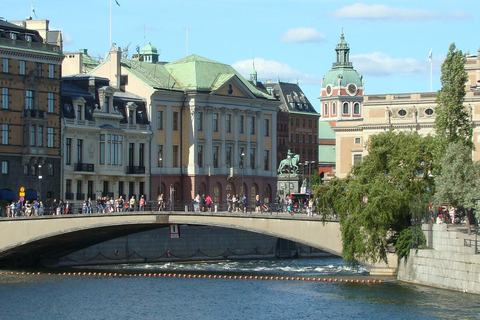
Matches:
[315,131,436,265]
[434,43,472,151]
[434,142,480,233]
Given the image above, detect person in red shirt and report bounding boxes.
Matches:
[205,195,212,212]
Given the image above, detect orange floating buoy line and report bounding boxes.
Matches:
[0,271,383,284]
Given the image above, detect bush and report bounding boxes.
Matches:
[395,226,426,259]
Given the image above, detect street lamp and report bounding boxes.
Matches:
[241,152,245,196]
[158,157,163,196]
[38,164,42,201]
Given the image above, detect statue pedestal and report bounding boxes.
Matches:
[277,174,301,201]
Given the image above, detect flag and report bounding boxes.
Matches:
[31,3,38,18]
[428,48,432,63]
[115,0,120,6]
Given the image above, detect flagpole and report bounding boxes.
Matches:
[430,58,433,92]
[109,0,112,50]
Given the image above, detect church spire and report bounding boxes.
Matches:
[250,58,258,84]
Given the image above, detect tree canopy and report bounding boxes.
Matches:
[434,43,472,150]
[315,131,436,265]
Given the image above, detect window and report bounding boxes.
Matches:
[343,102,349,114]
[296,119,299,126]
[66,179,72,195]
[105,134,123,165]
[290,133,293,142]
[250,116,255,134]
[303,133,306,143]
[2,58,8,73]
[128,143,134,166]
[173,112,179,130]
[264,150,269,171]
[264,119,270,137]
[36,63,42,77]
[100,135,105,165]
[239,147,245,169]
[213,113,219,132]
[296,133,299,142]
[332,102,336,115]
[2,88,8,109]
[48,64,54,78]
[250,148,256,170]
[66,138,72,165]
[2,124,8,145]
[47,92,54,113]
[226,114,231,133]
[173,145,179,167]
[198,145,203,167]
[139,143,144,166]
[1,161,7,174]
[309,120,312,128]
[213,146,219,168]
[30,125,36,146]
[355,137,361,144]
[48,163,54,176]
[157,145,163,167]
[353,154,362,165]
[76,103,83,120]
[309,134,312,143]
[239,115,244,133]
[354,103,360,115]
[20,61,26,75]
[303,119,306,127]
[38,126,43,147]
[198,112,203,131]
[226,146,232,168]
[25,90,34,110]
[290,118,293,126]
[47,127,54,147]
[77,139,83,163]
[157,110,163,130]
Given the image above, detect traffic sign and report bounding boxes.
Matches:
[19,196,24,202]
[19,192,25,197]
[20,187,25,192]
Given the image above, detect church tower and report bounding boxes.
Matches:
[320,30,364,122]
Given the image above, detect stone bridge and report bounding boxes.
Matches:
[0,211,397,275]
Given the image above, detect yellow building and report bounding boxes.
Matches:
[0,19,63,204]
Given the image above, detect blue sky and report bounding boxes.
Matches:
[8,0,478,112]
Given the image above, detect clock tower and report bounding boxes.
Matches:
[320,30,364,122]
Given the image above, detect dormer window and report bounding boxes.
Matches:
[126,102,138,125]
[98,87,114,113]
[73,97,87,121]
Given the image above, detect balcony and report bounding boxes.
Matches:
[76,193,85,200]
[23,109,46,119]
[65,192,74,200]
[126,166,145,174]
[74,163,95,172]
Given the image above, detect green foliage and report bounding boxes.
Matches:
[315,130,436,265]
[395,226,426,260]
[434,142,480,214]
[434,43,472,152]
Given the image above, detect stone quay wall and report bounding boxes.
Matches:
[397,223,480,294]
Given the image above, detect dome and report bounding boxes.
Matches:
[323,68,363,88]
[141,42,158,55]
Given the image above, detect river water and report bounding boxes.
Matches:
[0,257,478,320]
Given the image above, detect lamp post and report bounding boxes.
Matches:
[158,157,163,196]
[287,154,291,199]
[38,164,42,201]
[240,152,245,196]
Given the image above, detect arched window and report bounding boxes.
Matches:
[323,103,328,116]
[213,183,221,206]
[263,185,271,204]
[353,103,360,115]
[332,102,336,115]
[343,102,349,114]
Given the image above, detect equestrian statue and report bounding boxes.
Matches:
[277,150,300,174]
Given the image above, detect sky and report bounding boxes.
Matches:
[7,0,479,112]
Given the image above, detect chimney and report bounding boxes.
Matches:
[110,45,122,89]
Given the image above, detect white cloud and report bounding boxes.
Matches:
[351,52,436,77]
[330,4,470,20]
[233,57,320,85]
[281,28,326,43]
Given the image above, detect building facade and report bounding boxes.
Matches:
[0,20,63,204]
[263,81,319,181]
[61,75,151,206]
[88,46,279,207]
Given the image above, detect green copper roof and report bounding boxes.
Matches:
[318,121,335,140]
[318,144,336,164]
[141,42,158,55]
